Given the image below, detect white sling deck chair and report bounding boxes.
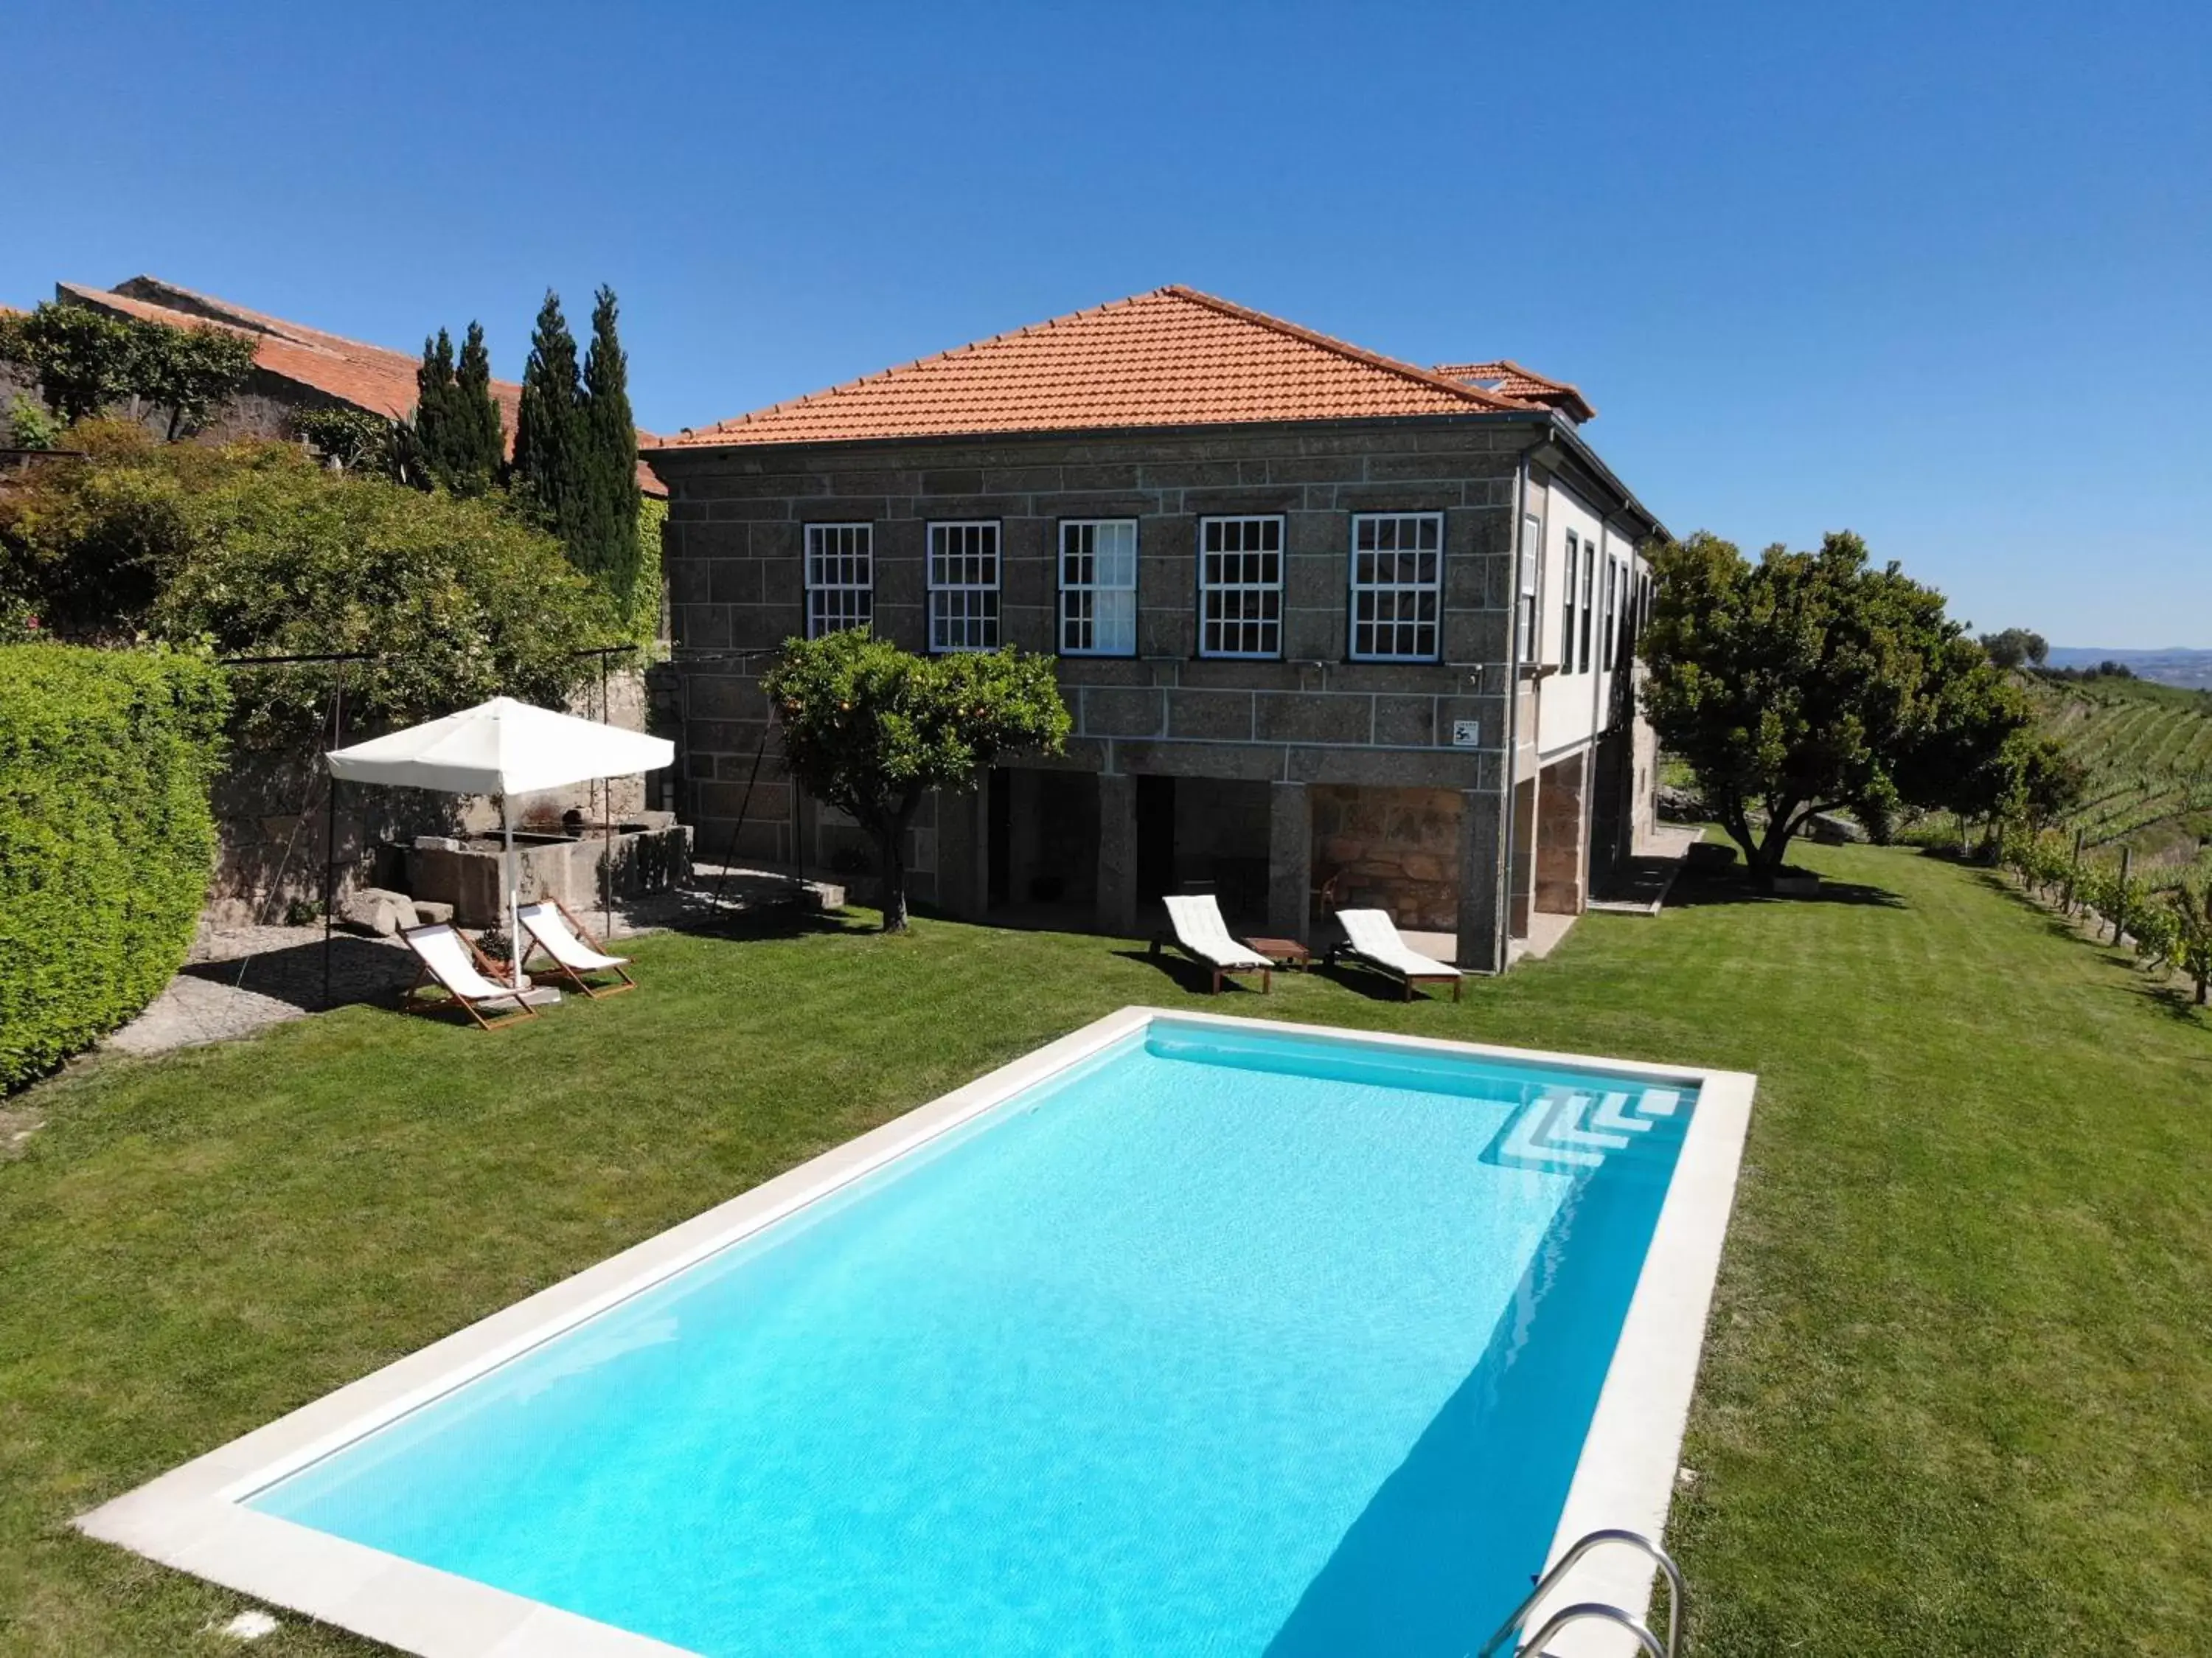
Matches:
[518,899,636,998]
[400,923,538,1029]
[1152,893,1273,994]
[1330,908,1464,1001]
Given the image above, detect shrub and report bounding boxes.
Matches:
[0,644,228,1089]
[0,432,617,746]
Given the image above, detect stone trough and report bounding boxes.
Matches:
[402,812,693,929]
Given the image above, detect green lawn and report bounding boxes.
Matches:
[4,842,2209,1656]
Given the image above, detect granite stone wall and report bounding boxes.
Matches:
[1311,785,1465,931]
[652,417,1543,963]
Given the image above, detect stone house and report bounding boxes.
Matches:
[36,275,666,497]
[647,287,1665,971]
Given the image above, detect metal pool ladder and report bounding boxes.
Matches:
[1476,1527,1687,1658]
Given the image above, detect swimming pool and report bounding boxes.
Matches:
[81,1009,1754,1658]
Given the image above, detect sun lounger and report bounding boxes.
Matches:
[1330,909,1464,1001]
[518,899,636,998]
[400,923,538,1029]
[1152,893,1273,993]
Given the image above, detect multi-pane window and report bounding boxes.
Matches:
[1197,516,1284,659]
[1517,513,1543,664]
[1610,558,1629,668]
[1348,512,1443,662]
[804,523,873,637]
[927,521,1001,652]
[1577,538,1597,673]
[1601,558,1618,670]
[1559,530,1580,669]
[1060,519,1138,656]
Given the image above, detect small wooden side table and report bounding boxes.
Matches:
[1242,936,1313,971]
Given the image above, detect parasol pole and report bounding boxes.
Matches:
[502,791,521,989]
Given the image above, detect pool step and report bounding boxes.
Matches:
[1495,1089,1681,1173]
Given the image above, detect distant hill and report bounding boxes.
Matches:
[2033,671,2212,884]
[2045,646,2212,690]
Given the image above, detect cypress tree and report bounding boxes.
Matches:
[412,328,459,490]
[451,321,504,496]
[580,286,643,614]
[512,290,586,556]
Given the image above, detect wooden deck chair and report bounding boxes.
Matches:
[518,899,637,999]
[1152,893,1273,994]
[400,923,538,1029]
[1329,908,1464,1001]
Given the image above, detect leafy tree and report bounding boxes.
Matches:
[512,290,588,555]
[133,322,260,440]
[0,302,253,435]
[762,631,1071,932]
[1641,530,2029,886]
[0,426,614,745]
[578,287,643,611]
[451,321,505,495]
[0,305,138,422]
[1978,627,2049,670]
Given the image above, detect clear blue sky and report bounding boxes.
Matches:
[7,1,2207,645]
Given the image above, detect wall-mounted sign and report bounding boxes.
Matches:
[1451,720,1481,747]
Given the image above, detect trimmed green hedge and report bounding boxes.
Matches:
[1,645,228,1089]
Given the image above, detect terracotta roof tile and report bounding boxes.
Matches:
[1430,359,1596,423]
[53,280,664,495]
[656,286,1535,451]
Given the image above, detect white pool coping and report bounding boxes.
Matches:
[78,1007,1755,1658]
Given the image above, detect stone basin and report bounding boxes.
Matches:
[403,814,693,928]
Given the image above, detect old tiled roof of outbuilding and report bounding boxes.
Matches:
[655,286,1559,451]
[53,277,664,494]
[1430,359,1596,423]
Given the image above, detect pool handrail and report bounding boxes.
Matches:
[1477,1527,1686,1657]
[1512,1600,1669,1657]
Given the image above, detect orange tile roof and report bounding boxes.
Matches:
[54,278,664,495]
[1430,359,1596,423]
[656,285,1543,451]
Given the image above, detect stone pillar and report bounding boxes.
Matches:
[1456,782,1510,974]
[1534,751,1591,915]
[1096,771,1138,937]
[1509,774,1538,938]
[1267,781,1312,943]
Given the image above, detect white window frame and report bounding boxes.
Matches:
[1607,555,1627,669]
[925,521,1001,653]
[1578,538,1597,673]
[1058,518,1139,657]
[1559,529,1579,670]
[1196,514,1285,660]
[1346,511,1444,663]
[1517,513,1543,665]
[804,522,873,638]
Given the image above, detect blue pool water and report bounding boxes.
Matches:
[251,1021,1695,1657]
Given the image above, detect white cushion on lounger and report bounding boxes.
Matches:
[1335,909,1463,978]
[1162,894,1271,971]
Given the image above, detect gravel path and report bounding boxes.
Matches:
[102,867,842,1060]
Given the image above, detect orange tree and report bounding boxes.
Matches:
[763,629,1069,932]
